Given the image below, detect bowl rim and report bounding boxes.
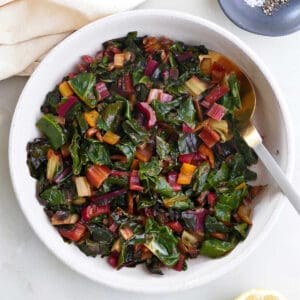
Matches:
[9,9,295,294]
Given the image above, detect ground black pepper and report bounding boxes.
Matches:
[262,0,289,15]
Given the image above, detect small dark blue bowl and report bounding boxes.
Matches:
[218,0,300,36]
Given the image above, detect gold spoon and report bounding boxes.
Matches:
[209,51,300,214]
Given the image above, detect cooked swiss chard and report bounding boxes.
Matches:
[27,32,262,274]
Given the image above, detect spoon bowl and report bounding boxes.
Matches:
[209,51,300,215]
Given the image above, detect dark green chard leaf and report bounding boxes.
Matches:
[233,223,248,239]
[91,56,109,78]
[65,101,82,121]
[178,98,196,128]
[146,256,164,275]
[179,70,199,83]
[122,119,149,145]
[89,214,108,225]
[226,153,257,186]
[168,52,178,68]
[103,38,124,49]
[75,112,88,135]
[87,224,114,256]
[124,31,144,59]
[138,75,152,86]
[168,141,180,161]
[40,186,68,208]
[219,189,246,209]
[95,184,127,206]
[37,174,51,197]
[104,176,129,189]
[102,101,124,131]
[151,98,181,121]
[27,138,51,179]
[110,195,128,211]
[154,176,176,198]
[244,169,257,181]
[215,202,232,223]
[78,239,103,257]
[60,177,77,197]
[41,88,61,114]
[178,133,198,154]
[123,99,132,120]
[156,136,170,160]
[220,94,236,113]
[227,176,245,189]
[127,233,148,246]
[36,114,66,150]
[215,189,246,222]
[139,157,162,186]
[97,116,109,131]
[233,130,258,166]
[112,163,129,172]
[100,67,123,83]
[137,196,156,209]
[205,215,230,233]
[68,73,97,108]
[135,84,150,101]
[69,129,82,175]
[192,161,210,193]
[118,244,136,268]
[81,139,111,166]
[169,41,185,53]
[228,153,245,179]
[116,141,136,165]
[172,200,194,210]
[193,44,209,55]
[199,238,235,258]
[125,221,144,236]
[110,93,132,120]
[165,83,187,96]
[227,73,241,109]
[164,115,182,127]
[132,69,144,86]
[144,218,180,267]
[207,162,229,188]
[111,207,131,226]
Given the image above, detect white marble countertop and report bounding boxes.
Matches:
[1,0,300,299]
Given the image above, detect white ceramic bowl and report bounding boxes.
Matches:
[9,9,294,294]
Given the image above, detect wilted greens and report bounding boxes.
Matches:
[26,32,261,275]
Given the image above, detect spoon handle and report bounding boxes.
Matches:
[253,142,300,214]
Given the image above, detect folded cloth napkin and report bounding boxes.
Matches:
[0,0,145,80]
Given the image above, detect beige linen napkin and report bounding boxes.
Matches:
[0,0,145,80]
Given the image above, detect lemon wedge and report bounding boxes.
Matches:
[235,289,287,300]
